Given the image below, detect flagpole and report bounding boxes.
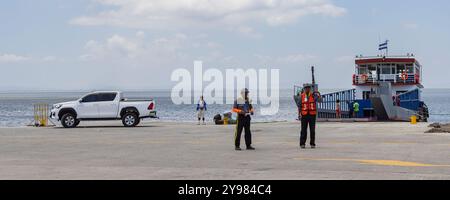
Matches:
[378,40,388,57]
[383,40,388,56]
[378,36,381,56]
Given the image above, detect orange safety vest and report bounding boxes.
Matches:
[301,92,317,116]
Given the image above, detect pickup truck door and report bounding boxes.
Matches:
[97,93,120,118]
[77,94,100,119]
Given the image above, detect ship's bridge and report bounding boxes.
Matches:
[352,55,422,87]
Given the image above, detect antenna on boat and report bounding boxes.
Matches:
[311,65,319,92]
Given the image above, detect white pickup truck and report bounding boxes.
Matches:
[50,91,157,128]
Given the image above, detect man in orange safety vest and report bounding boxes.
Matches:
[295,84,322,149]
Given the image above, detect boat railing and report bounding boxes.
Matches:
[356,55,416,59]
[317,89,356,119]
[353,73,418,85]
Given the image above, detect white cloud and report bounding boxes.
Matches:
[81,34,144,60]
[235,26,263,39]
[80,32,195,63]
[0,54,63,64]
[71,0,346,33]
[403,23,419,29]
[277,54,317,63]
[0,54,30,63]
[136,31,146,38]
[205,41,222,49]
[79,54,95,61]
[42,56,59,62]
[254,53,317,64]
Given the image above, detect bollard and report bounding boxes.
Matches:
[410,115,417,125]
[33,103,49,127]
[224,116,229,125]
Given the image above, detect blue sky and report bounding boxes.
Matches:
[1,0,449,91]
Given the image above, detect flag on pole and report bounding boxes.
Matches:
[379,40,389,50]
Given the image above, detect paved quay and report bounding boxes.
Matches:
[0,121,449,180]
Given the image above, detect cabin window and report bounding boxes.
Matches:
[414,63,421,73]
[367,65,377,77]
[396,64,405,73]
[358,66,368,74]
[368,65,376,72]
[362,91,371,100]
[381,65,391,74]
[406,64,414,73]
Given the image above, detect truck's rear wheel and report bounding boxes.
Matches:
[122,112,139,127]
[61,113,78,128]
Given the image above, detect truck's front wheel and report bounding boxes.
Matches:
[122,112,140,127]
[61,113,78,128]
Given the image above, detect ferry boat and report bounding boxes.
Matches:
[308,53,429,122]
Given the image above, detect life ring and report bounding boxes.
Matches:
[401,72,409,81]
[360,74,368,82]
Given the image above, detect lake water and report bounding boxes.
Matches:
[0,89,449,127]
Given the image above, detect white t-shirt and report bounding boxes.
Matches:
[198,100,205,108]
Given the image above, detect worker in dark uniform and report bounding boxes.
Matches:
[295,84,322,149]
[232,88,255,151]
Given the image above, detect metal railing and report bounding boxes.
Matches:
[356,55,416,59]
[317,89,356,119]
[353,73,417,85]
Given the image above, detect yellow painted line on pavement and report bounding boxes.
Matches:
[295,157,450,167]
[357,160,444,167]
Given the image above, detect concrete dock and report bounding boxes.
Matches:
[0,121,449,180]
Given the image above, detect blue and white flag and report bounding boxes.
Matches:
[379,40,389,50]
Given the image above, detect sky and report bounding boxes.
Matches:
[0,0,449,91]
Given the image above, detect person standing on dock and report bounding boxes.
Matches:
[348,101,354,118]
[232,88,255,151]
[295,84,322,149]
[353,101,360,118]
[336,99,341,119]
[197,96,207,125]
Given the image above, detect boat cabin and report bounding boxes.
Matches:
[352,54,423,100]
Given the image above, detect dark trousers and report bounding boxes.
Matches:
[235,115,252,147]
[300,115,316,146]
